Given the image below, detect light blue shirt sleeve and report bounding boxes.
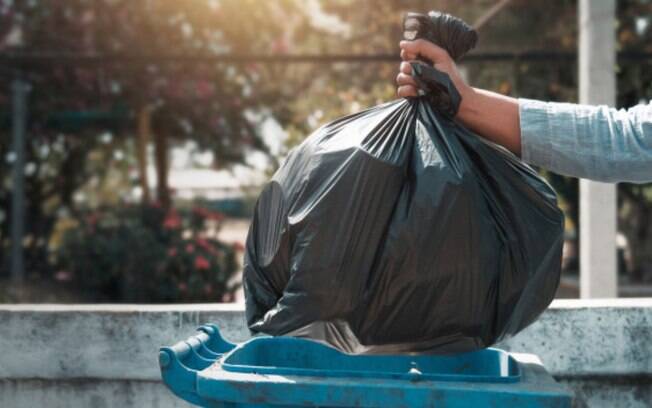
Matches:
[519,98,652,183]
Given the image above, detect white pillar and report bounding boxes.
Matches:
[578,0,617,298]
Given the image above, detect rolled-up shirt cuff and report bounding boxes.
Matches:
[519,98,652,183]
[518,98,556,169]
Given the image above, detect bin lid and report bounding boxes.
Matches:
[160,324,574,407]
[222,336,520,383]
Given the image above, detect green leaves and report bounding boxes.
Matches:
[56,203,240,302]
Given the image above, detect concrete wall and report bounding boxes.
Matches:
[0,299,650,407]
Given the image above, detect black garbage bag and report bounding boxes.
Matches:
[242,12,564,354]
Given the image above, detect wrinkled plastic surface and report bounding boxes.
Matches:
[243,12,564,355]
[243,98,564,353]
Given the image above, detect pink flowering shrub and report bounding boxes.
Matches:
[57,203,240,302]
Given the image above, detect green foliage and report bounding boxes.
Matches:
[0,0,313,278]
[56,204,240,302]
[2,0,652,283]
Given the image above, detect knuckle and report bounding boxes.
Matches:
[413,39,428,51]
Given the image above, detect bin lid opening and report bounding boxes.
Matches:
[221,336,520,383]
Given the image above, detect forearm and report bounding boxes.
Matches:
[399,39,652,183]
[455,87,522,156]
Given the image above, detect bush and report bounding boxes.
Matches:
[56,203,240,302]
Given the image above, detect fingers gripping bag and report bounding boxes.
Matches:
[243,11,564,354]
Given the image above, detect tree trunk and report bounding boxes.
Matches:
[153,130,170,208]
[136,106,151,204]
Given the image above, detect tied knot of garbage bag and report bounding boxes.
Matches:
[410,62,461,119]
[403,11,478,62]
[403,12,478,119]
[403,11,478,119]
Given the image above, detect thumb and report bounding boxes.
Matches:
[399,39,450,64]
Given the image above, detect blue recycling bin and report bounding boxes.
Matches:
[159,325,573,407]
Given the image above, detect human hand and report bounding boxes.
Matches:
[396,39,470,103]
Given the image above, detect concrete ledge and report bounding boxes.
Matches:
[0,303,248,380]
[498,298,652,376]
[0,379,190,408]
[0,299,650,407]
